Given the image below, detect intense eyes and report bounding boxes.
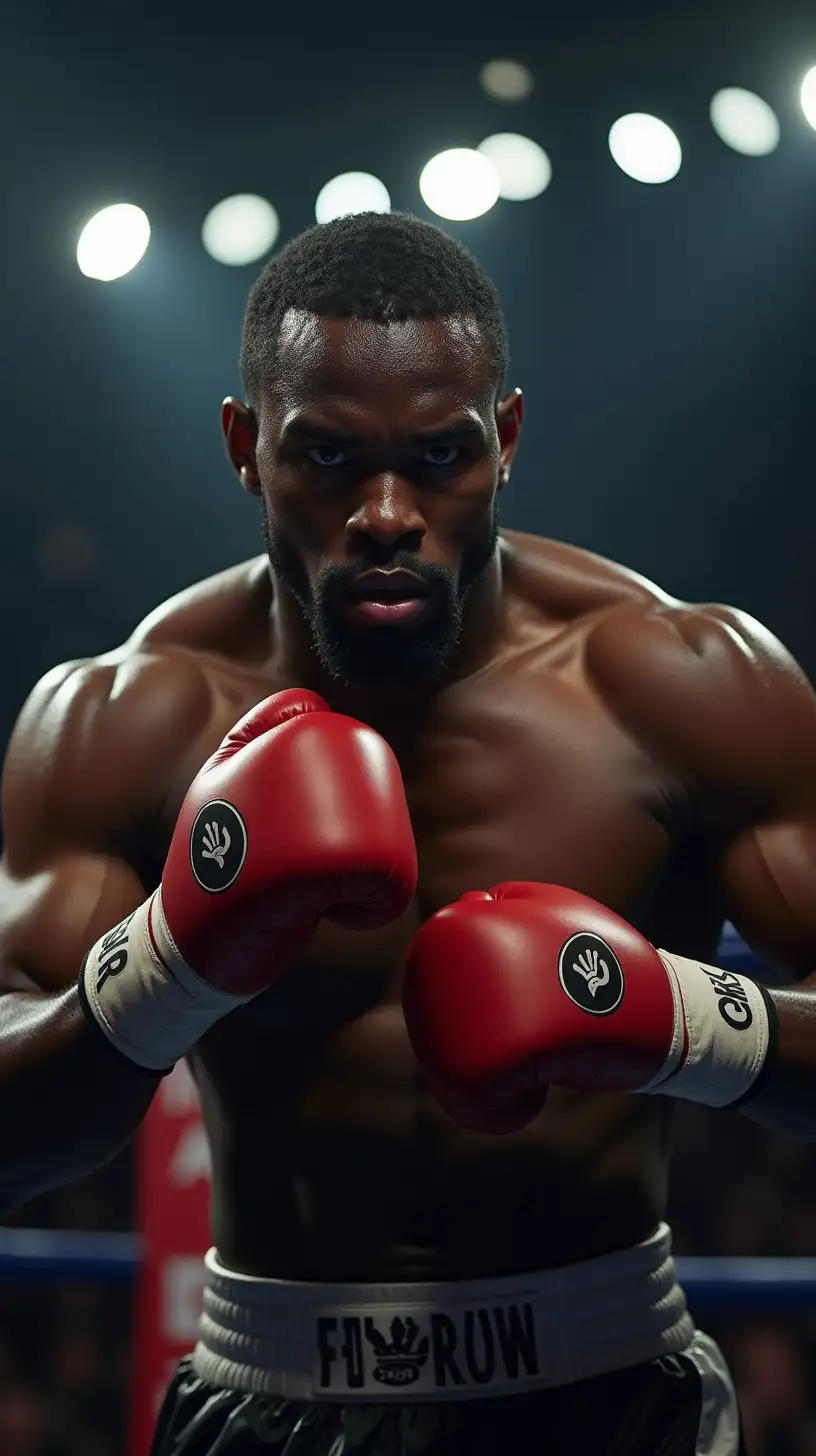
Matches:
[306,446,349,468]
[422,444,462,467]
[305,443,463,469]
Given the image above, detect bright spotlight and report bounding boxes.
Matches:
[479,59,534,103]
[314,173,391,224]
[419,148,500,221]
[202,195,279,266]
[477,133,551,200]
[801,66,816,131]
[77,204,150,281]
[710,88,780,156]
[608,114,682,184]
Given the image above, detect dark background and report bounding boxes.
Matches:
[3,0,816,734]
[2,1,816,1452]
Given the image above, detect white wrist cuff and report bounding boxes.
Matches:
[642,952,771,1107]
[81,891,251,1071]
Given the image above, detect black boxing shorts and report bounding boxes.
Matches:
[148,1228,743,1454]
[149,1339,745,1455]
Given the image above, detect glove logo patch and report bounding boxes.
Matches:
[558,932,624,1016]
[190,800,247,893]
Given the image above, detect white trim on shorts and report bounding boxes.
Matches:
[192,1222,698,1402]
[684,1331,742,1455]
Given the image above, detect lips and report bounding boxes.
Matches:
[345,569,430,601]
[340,569,431,627]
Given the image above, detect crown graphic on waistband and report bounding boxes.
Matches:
[364,1316,430,1386]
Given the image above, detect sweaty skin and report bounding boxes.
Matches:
[3,534,816,1280]
[2,310,816,1280]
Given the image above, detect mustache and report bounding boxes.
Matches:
[314,552,456,596]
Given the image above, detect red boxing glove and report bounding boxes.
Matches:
[82,690,417,1070]
[163,688,417,992]
[402,882,772,1133]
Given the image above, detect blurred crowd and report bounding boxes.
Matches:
[0,1157,133,1456]
[671,1106,816,1456]
[0,1104,814,1454]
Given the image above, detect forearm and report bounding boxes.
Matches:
[0,984,161,1213]
[736,980,816,1138]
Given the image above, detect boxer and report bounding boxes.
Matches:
[2,209,816,1454]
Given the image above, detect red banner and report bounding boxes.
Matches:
[130,1061,211,1456]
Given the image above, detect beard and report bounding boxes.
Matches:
[261,499,498,685]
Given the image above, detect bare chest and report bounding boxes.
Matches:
[178,665,678,1037]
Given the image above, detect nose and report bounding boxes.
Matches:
[345,475,426,557]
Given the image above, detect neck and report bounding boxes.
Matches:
[267,547,505,735]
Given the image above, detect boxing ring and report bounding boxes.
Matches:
[3,926,813,1454]
[0,1226,814,1308]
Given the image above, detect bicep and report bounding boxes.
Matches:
[0,852,147,992]
[0,658,155,992]
[607,602,816,978]
[720,818,816,977]
[0,647,216,994]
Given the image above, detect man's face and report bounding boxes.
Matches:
[253,311,508,684]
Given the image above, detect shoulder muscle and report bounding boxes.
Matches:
[2,649,214,873]
[586,601,816,810]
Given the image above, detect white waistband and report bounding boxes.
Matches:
[193,1223,695,1402]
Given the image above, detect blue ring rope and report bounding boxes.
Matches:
[0,1230,813,1306]
[0,1229,142,1283]
[0,933,787,1292]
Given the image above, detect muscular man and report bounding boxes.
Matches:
[1,211,816,1456]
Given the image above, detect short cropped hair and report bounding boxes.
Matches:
[239,211,509,409]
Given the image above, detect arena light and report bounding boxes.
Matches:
[201,195,280,267]
[710,88,780,156]
[479,58,534,103]
[608,114,682,184]
[76,204,150,281]
[314,172,391,224]
[419,148,500,221]
[801,66,816,131]
[477,133,552,200]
